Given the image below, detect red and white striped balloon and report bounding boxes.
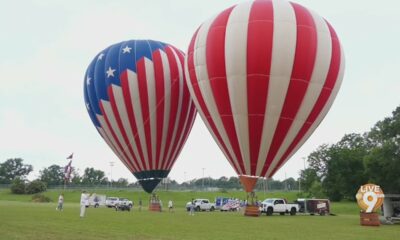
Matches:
[185,0,344,185]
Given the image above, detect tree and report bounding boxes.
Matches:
[70,167,82,185]
[364,106,400,192]
[322,134,368,201]
[114,178,129,187]
[26,180,47,194]
[365,142,400,193]
[299,168,320,193]
[10,177,26,194]
[0,158,33,184]
[39,165,64,186]
[81,168,107,185]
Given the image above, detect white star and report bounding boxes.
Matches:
[122,46,132,53]
[86,76,91,85]
[86,103,90,110]
[98,53,105,60]
[106,67,115,78]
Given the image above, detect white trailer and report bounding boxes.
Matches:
[382,194,400,224]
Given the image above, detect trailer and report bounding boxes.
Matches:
[296,198,330,216]
[382,194,400,224]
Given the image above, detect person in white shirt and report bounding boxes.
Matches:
[80,191,90,218]
[168,200,174,212]
[56,193,64,211]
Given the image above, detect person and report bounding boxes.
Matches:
[189,199,195,216]
[138,198,142,212]
[80,191,90,218]
[56,193,64,211]
[168,200,174,212]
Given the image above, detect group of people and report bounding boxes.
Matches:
[55,191,175,217]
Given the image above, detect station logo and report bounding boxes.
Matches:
[355,184,384,213]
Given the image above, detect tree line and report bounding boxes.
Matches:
[299,106,400,201]
[0,157,297,192]
[1,105,398,198]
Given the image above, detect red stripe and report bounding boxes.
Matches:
[120,71,146,171]
[269,20,342,177]
[137,58,153,170]
[164,71,191,169]
[246,0,273,175]
[152,50,165,169]
[107,85,139,172]
[162,46,180,168]
[99,101,136,172]
[187,28,240,174]
[261,3,318,176]
[162,47,187,169]
[206,6,246,174]
[167,103,197,170]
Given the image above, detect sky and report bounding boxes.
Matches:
[0,0,399,184]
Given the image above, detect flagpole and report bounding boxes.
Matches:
[64,153,73,191]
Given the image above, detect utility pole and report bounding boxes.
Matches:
[109,162,114,188]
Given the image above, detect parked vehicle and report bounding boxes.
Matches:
[296,198,330,216]
[119,198,133,208]
[259,198,299,216]
[105,197,120,208]
[88,194,106,208]
[215,197,230,210]
[186,199,215,211]
[221,199,241,212]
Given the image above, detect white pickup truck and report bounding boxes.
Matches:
[259,198,299,216]
[186,199,216,212]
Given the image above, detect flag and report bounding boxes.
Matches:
[64,160,72,180]
[66,153,73,159]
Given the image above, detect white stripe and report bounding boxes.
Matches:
[265,8,332,177]
[270,42,345,177]
[97,127,132,171]
[101,99,138,169]
[256,0,297,176]
[96,114,132,171]
[225,1,252,175]
[168,100,194,170]
[144,58,157,169]
[184,48,242,174]
[127,70,150,169]
[158,50,171,169]
[192,15,243,174]
[111,85,144,171]
[164,48,184,167]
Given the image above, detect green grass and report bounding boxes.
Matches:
[0,189,398,240]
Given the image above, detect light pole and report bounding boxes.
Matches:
[109,162,114,188]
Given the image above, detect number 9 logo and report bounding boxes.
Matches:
[356,184,384,213]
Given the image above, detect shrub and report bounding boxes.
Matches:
[32,193,51,203]
[26,180,47,194]
[10,178,26,194]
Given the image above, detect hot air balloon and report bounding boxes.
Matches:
[185,0,344,207]
[84,40,196,194]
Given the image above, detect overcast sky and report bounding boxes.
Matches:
[1,0,399,183]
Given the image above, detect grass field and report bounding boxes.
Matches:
[0,189,398,240]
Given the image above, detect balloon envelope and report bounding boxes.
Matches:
[185,0,344,191]
[84,40,196,193]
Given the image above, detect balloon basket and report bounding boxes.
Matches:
[244,205,260,217]
[149,202,162,212]
[360,212,380,226]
